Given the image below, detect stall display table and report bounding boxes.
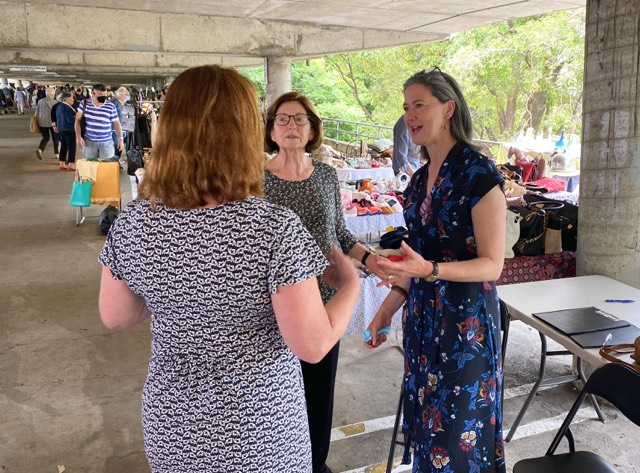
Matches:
[336,167,394,181]
[549,169,580,193]
[497,251,576,286]
[344,213,405,237]
[345,274,403,336]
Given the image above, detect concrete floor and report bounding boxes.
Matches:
[1,113,638,473]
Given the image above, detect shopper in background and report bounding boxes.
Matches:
[34,87,59,160]
[99,64,360,473]
[366,68,506,473]
[392,114,422,176]
[55,92,77,171]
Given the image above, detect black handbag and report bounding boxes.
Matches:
[126,129,144,176]
[99,205,120,235]
[523,194,578,251]
[509,206,545,256]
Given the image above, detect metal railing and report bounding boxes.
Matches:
[322,117,393,148]
[321,117,506,159]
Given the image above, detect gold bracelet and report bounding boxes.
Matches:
[390,285,408,300]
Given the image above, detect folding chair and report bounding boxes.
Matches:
[513,362,640,473]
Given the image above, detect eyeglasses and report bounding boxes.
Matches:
[273,113,309,126]
[420,66,454,87]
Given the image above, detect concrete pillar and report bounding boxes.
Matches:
[0,78,7,86]
[264,56,292,107]
[578,0,640,288]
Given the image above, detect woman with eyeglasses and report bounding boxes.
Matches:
[365,69,506,472]
[98,66,362,472]
[264,92,387,473]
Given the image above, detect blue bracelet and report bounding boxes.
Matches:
[363,326,392,343]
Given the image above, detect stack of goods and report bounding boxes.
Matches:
[340,189,404,217]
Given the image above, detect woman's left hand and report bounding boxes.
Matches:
[376,241,430,284]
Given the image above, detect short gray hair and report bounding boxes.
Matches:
[115,87,129,98]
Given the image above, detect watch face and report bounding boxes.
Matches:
[425,274,437,282]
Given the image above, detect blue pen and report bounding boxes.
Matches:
[604,299,635,303]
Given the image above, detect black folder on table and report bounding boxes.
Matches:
[533,306,640,348]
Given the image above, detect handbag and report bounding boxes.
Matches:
[599,336,640,373]
[505,208,521,259]
[99,205,120,235]
[70,181,92,207]
[509,205,545,256]
[30,115,40,134]
[528,201,565,254]
[523,194,578,251]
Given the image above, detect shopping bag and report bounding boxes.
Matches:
[99,205,120,235]
[70,181,92,207]
[30,115,40,134]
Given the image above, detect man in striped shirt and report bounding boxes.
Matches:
[74,83,124,159]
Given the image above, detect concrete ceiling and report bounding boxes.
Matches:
[0,0,585,85]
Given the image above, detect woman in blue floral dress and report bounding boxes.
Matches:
[366,69,506,472]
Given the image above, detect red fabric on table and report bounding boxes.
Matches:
[515,161,537,182]
[497,251,576,286]
[527,177,566,193]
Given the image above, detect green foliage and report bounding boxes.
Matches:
[241,9,585,143]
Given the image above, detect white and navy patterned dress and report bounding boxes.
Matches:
[99,196,327,473]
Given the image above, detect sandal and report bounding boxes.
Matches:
[59,163,68,171]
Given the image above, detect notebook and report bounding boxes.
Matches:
[570,324,640,348]
[533,306,630,336]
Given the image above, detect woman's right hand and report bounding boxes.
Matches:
[364,309,392,349]
[322,245,359,291]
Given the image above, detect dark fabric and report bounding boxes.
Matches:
[402,142,505,472]
[497,251,576,285]
[38,126,59,154]
[59,130,77,164]
[301,342,340,473]
[55,103,76,132]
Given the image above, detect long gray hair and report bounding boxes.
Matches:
[403,69,479,163]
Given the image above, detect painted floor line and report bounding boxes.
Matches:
[504,405,596,441]
[331,415,397,442]
[339,460,413,473]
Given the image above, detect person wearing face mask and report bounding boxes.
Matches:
[74,83,124,160]
[111,87,131,158]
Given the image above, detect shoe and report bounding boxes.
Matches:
[343,204,358,217]
[67,163,76,171]
[59,163,67,170]
[36,149,43,160]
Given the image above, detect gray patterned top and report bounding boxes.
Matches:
[265,160,357,302]
[99,196,326,472]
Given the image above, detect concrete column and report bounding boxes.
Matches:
[0,78,7,86]
[264,56,292,107]
[578,0,640,288]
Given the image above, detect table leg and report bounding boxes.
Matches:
[576,357,605,421]
[505,332,578,442]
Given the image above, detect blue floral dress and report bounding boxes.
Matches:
[402,141,506,473]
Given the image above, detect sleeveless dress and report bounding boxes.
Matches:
[401,141,506,473]
[99,196,326,473]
